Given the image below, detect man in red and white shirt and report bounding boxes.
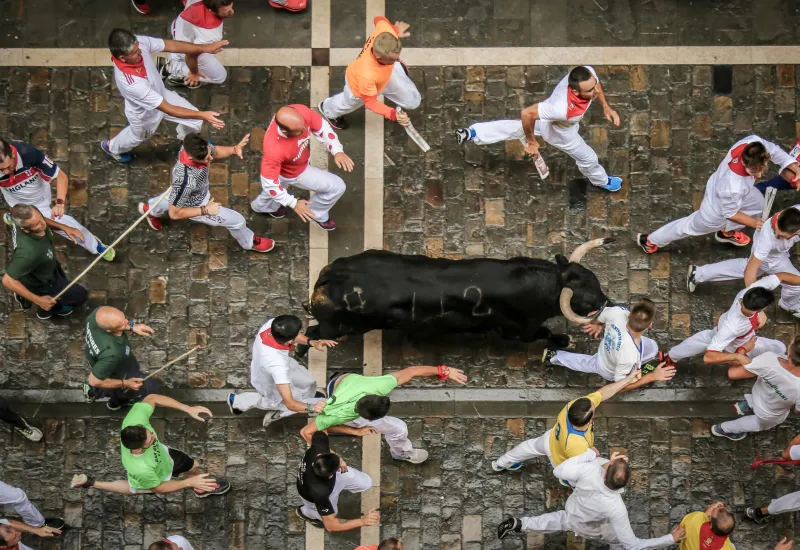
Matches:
[457,66,622,192]
[162,0,233,88]
[101,29,227,163]
[252,104,353,230]
[638,135,800,252]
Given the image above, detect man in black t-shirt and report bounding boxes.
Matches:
[295,431,380,531]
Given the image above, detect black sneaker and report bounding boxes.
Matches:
[314,390,327,398]
[106,401,123,411]
[745,507,770,524]
[317,101,348,130]
[295,506,324,529]
[686,265,698,293]
[455,128,470,145]
[14,294,31,310]
[44,517,66,530]
[156,56,169,80]
[541,348,556,363]
[497,517,521,539]
[711,424,747,441]
[194,477,231,498]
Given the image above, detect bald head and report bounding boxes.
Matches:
[95,306,127,333]
[275,106,306,137]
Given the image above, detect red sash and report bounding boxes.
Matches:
[181,1,223,29]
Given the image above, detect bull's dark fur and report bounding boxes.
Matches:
[303,249,611,349]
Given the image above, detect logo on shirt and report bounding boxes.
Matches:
[125,345,130,356]
[292,136,311,162]
[46,249,53,260]
[85,329,100,356]
[764,379,788,401]
[603,325,622,352]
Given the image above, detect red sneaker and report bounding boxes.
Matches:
[137,202,162,231]
[635,233,658,254]
[715,230,750,247]
[269,0,307,12]
[252,236,276,253]
[316,218,337,231]
[131,0,150,15]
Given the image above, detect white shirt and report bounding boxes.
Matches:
[166,535,196,550]
[751,206,800,269]
[249,319,316,407]
[745,352,800,421]
[537,66,599,126]
[702,135,795,220]
[596,306,641,381]
[0,519,32,550]
[172,0,224,45]
[708,275,781,352]
[554,450,675,550]
[113,35,167,120]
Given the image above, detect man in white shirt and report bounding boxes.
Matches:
[638,136,800,252]
[226,315,336,427]
[101,29,228,163]
[688,206,800,317]
[162,0,234,87]
[665,275,792,366]
[497,449,685,549]
[545,299,676,389]
[0,481,64,541]
[711,335,800,441]
[148,535,196,550]
[0,518,62,550]
[456,66,623,192]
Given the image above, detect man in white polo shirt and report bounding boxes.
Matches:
[101,28,228,163]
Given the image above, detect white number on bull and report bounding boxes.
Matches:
[464,286,492,317]
[343,287,366,311]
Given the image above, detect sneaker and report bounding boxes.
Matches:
[268,206,287,219]
[790,310,800,320]
[82,384,96,404]
[96,243,116,262]
[711,424,747,441]
[317,101,348,130]
[269,0,307,12]
[542,348,556,363]
[156,57,169,80]
[37,306,73,320]
[101,141,132,164]
[106,401,122,411]
[497,517,521,540]
[601,176,623,192]
[715,230,750,247]
[131,0,150,14]
[295,506,324,529]
[194,477,231,498]
[227,393,242,416]
[392,448,429,464]
[734,399,754,416]
[636,233,658,254]
[491,460,523,472]
[137,202,163,231]
[455,128,471,145]
[745,507,770,524]
[252,236,276,253]
[686,265,698,293]
[15,420,42,442]
[262,410,281,428]
[315,218,337,231]
[14,294,31,310]
[44,517,66,530]
[70,474,95,489]
[3,213,11,226]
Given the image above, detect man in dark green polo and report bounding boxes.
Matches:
[84,306,158,410]
[1,204,88,319]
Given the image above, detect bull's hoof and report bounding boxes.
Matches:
[548,334,572,349]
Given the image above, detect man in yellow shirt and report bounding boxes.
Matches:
[678,502,736,550]
[318,16,419,130]
[491,368,642,475]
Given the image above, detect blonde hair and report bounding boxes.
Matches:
[373,32,402,58]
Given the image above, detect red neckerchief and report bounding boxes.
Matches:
[112,55,147,79]
[4,144,18,186]
[180,1,223,29]
[260,328,292,350]
[179,148,210,168]
[771,212,800,238]
[698,522,728,550]
[566,86,592,119]
[727,143,750,176]
[748,312,759,333]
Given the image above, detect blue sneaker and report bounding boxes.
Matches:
[734,400,753,416]
[226,393,242,415]
[96,243,115,262]
[601,176,622,192]
[711,424,746,441]
[3,213,11,226]
[101,141,132,163]
[491,460,523,472]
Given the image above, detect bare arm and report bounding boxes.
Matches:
[320,513,369,532]
[2,273,48,306]
[744,256,763,286]
[704,350,750,366]
[161,39,227,56]
[391,366,439,386]
[782,433,800,459]
[594,80,611,109]
[156,99,205,121]
[276,384,311,414]
[169,203,207,220]
[54,170,68,205]
[727,365,757,380]
[300,420,320,443]
[619,363,677,393]
[597,369,640,400]
[150,478,195,494]
[728,211,761,230]
[142,394,211,421]
[88,372,142,390]
[520,104,539,144]
[777,272,800,286]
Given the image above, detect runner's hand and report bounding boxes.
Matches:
[233,133,250,159]
[132,323,155,337]
[185,71,204,87]
[32,525,62,537]
[312,401,327,414]
[124,378,144,391]
[671,526,686,543]
[755,218,764,231]
[609,452,628,463]
[362,509,380,527]
[447,367,468,385]
[204,40,229,54]
[186,405,212,422]
[36,296,58,311]
[651,363,676,382]
[62,226,84,244]
[775,537,794,550]
[201,111,225,129]
[51,203,65,219]
[624,369,642,384]
[334,152,354,172]
[785,163,800,183]
[524,140,540,158]
[740,335,757,353]
[311,339,338,351]
[293,199,316,222]
[582,322,603,339]
[394,21,411,38]
[603,106,620,127]
[188,473,218,492]
[357,427,378,437]
[395,110,410,126]
[338,457,348,473]
[205,199,221,216]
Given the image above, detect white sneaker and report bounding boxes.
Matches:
[392,448,429,464]
[262,411,281,428]
[15,421,42,442]
[791,310,800,320]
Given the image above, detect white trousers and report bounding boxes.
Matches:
[299,466,372,521]
[345,416,414,458]
[231,392,324,418]
[468,119,609,187]
[109,89,203,154]
[321,62,422,118]
[251,166,345,223]
[167,52,227,84]
[768,490,800,515]
[520,511,627,550]
[146,194,255,249]
[668,329,786,362]
[496,429,555,468]
[694,256,800,312]
[36,204,101,254]
[0,481,45,527]
[720,411,786,434]
[551,336,659,381]
[649,188,764,247]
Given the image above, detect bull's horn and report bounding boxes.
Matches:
[559,288,594,325]
[568,237,615,264]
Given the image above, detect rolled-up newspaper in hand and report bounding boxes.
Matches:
[396,107,430,153]
[758,186,777,232]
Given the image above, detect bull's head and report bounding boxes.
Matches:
[557,238,613,324]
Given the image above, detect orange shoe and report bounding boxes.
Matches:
[137,202,162,231]
[715,230,750,247]
[252,236,276,252]
[635,233,658,254]
[269,0,307,12]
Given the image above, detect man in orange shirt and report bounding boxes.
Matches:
[319,16,418,130]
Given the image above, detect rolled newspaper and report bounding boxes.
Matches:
[396,107,430,153]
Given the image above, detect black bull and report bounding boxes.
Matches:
[303,239,613,348]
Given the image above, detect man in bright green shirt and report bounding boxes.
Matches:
[70,394,230,497]
[301,365,467,464]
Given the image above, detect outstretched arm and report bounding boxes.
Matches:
[391,365,467,386]
[594,81,620,126]
[597,369,641,400]
[162,39,228,56]
[142,394,212,421]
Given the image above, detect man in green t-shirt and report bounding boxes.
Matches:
[70,394,230,497]
[83,306,159,411]
[301,365,467,464]
[1,204,88,320]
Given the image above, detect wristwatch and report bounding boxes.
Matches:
[55,198,65,205]
[129,319,136,331]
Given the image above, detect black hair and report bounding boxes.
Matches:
[312,453,341,478]
[148,543,172,550]
[0,533,8,547]
[355,395,391,420]
[629,298,656,332]
[777,208,800,234]
[604,458,630,491]
[710,510,735,536]
[568,66,593,91]
[108,28,137,59]
[120,425,148,450]
[0,138,9,160]
[271,315,302,344]
[202,0,233,12]
[741,287,775,312]
[182,133,210,162]
[378,538,402,550]
[567,397,594,427]
[742,142,769,169]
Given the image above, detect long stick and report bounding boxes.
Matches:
[142,346,200,382]
[750,457,800,470]
[54,187,172,300]
[757,186,778,232]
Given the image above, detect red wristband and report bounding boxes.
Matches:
[735,346,747,355]
[437,365,449,381]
